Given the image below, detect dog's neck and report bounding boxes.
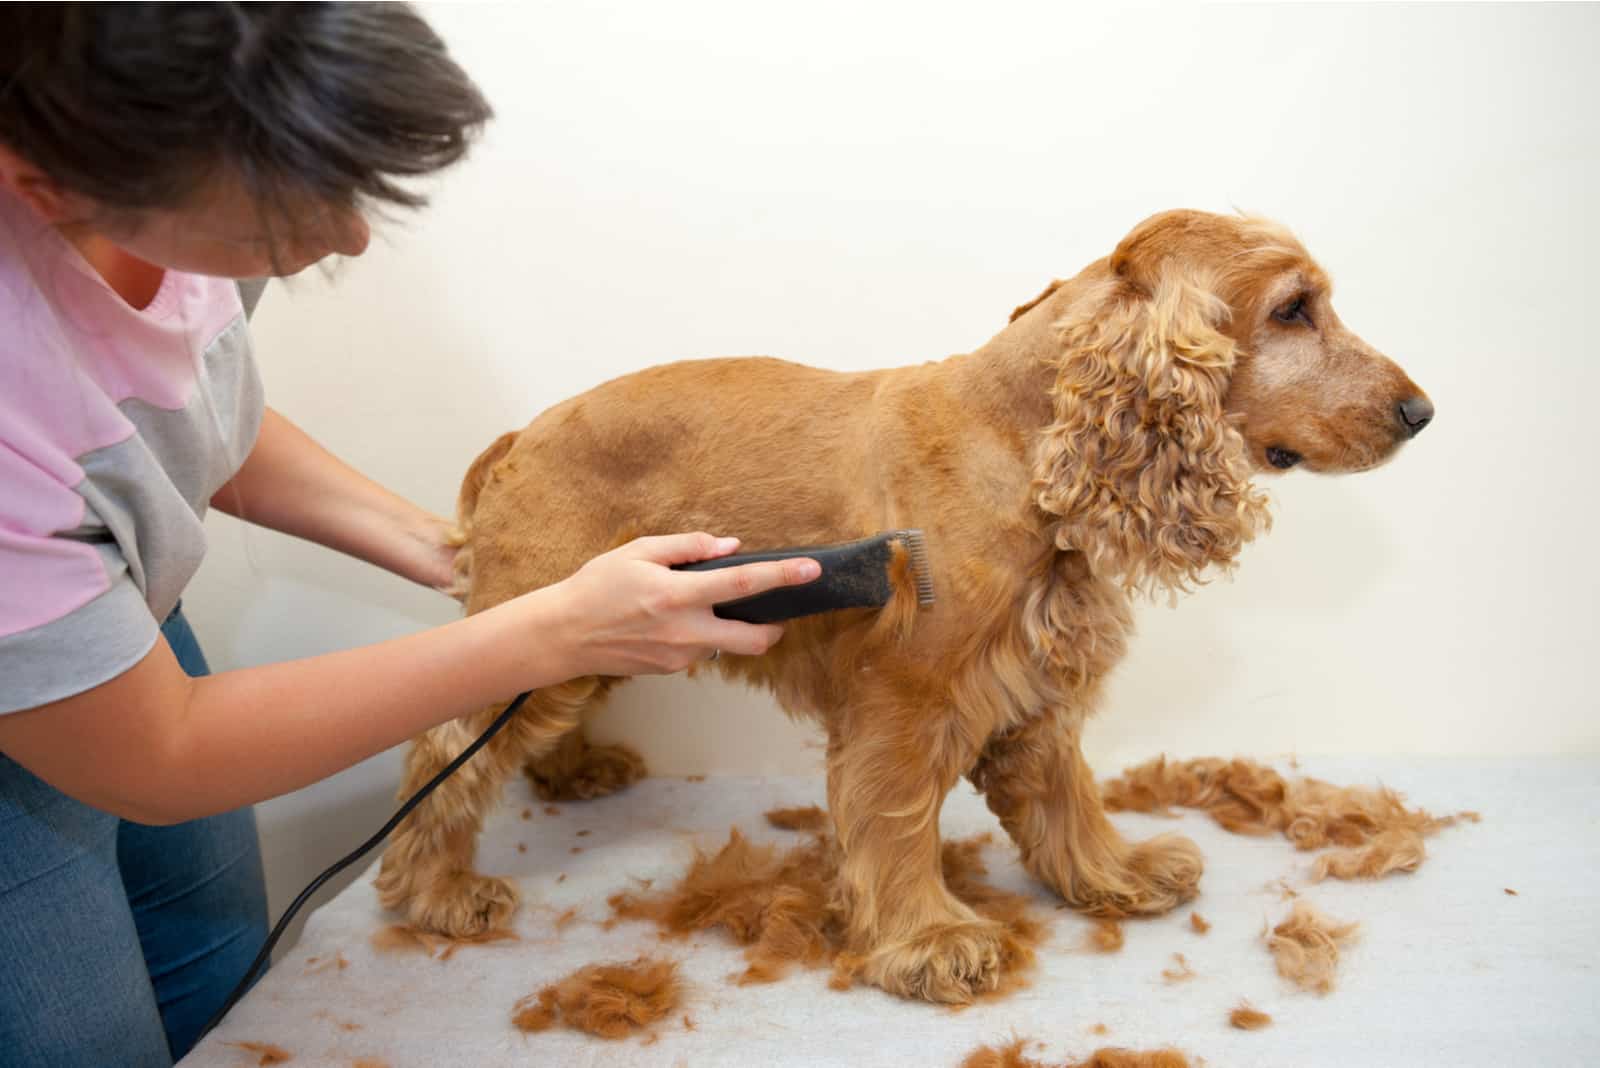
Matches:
[948,265,1103,452]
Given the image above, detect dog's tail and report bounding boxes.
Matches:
[445,430,519,603]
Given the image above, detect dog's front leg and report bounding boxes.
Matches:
[969,710,1201,916]
[826,679,1004,1004]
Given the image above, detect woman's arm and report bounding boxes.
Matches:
[0,534,818,824]
[212,406,457,591]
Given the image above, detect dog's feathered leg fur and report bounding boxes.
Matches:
[374,680,597,935]
[827,669,1004,1003]
[969,711,1202,917]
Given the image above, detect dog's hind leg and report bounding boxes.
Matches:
[969,711,1201,917]
[523,726,646,802]
[827,678,1004,1004]
[374,678,598,937]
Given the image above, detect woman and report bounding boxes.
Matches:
[0,5,817,1065]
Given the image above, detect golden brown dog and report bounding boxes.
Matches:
[376,209,1432,1003]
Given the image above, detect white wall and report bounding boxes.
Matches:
[183,1,1600,931]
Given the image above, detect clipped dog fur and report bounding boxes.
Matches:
[766,804,830,832]
[1102,756,1475,881]
[226,1042,293,1065]
[1267,900,1360,994]
[377,210,1432,1003]
[1188,912,1210,935]
[1229,1001,1273,1030]
[960,1038,1193,1068]
[370,923,517,960]
[1159,953,1196,983]
[512,957,682,1040]
[1088,918,1125,953]
[608,826,1043,1003]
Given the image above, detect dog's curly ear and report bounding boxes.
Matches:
[1032,260,1271,594]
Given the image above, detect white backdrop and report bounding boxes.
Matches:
[182,2,1599,928]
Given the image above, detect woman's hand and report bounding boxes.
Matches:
[212,408,466,595]
[404,513,465,598]
[542,533,820,678]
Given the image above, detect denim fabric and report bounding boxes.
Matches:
[0,605,268,1066]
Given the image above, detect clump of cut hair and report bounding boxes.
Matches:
[225,1042,293,1065]
[1159,953,1195,983]
[370,923,517,960]
[1229,1001,1272,1030]
[765,804,829,832]
[960,1038,1195,1068]
[607,827,1044,997]
[512,957,682,1040]
[1088,918,1125,953]
[1266,900,1359,994]
[1101,756,1476,881]
[0,3,491,252]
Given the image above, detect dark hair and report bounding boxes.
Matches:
[0,2,492,224]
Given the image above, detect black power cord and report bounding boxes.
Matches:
[195,689,533,1044]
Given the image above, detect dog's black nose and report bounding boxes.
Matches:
[1397,396,1434,437]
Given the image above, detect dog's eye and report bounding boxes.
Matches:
[1266,446,1302,469]
[1273,297,1313,327]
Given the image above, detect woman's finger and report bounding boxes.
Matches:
[627,531,741,566]
[701,620,786,659]
[684,558,820,609]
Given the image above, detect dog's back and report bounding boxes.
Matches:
[456,356,890,616]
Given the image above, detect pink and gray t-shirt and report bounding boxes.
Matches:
[0,190,264,714]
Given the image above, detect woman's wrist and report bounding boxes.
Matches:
[473,581,584,693]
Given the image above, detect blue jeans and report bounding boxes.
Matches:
[0,606,269,1066]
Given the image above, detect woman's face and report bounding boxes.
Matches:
[0,144,371,279]
[95,176,372,279]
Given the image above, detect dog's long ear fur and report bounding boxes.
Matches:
[1032,254,1271,595]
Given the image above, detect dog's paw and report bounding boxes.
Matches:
[1122,832,1203,912]
[405,871,520,938]
[863,918,1007,1005]
[1072,832,1203,917]
[525,741,646,802]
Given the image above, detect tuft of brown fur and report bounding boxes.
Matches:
[1102,756,1476,878]
[377,210,1431,1003]
[1267,900,1359,994]
[511,957,682,1040]
[960,1038,1194,1068]
[304,951,348,975]
[1088,918,1124,953]
[1229,1001,1272,1030]
[765,804,830,832]
[1309,827,1428,882]
[1159,953,1195,983]
[608,828,1043,1001]
[1188,912,1210,934]
[370,923,517,960]
[227,1042,293,1065]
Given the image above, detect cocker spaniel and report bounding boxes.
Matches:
[376,209,1432,1003]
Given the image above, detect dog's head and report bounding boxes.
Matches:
[1031,210,1431,593]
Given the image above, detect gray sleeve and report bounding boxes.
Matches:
[236,278,269,320]
[0,576,160,714]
